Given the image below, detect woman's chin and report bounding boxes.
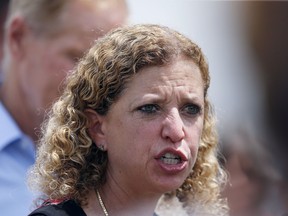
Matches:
[151,176,187,194]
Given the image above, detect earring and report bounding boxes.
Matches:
[98,145,105,151]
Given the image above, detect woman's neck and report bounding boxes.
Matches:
[84,183,161,216]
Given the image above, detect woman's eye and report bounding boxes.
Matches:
[137,104,159,114]
[183,104,201,115]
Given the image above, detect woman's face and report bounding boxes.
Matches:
[101,56,205,195]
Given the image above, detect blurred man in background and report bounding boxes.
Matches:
[222,2,288,216]
[0,0,127,215]
[0,0,9,78]
[248,2,288,214]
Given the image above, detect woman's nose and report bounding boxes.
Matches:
[161,109,185,143]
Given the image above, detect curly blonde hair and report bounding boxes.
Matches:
[29,24,227,215]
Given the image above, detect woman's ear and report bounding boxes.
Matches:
[85,109,107,150]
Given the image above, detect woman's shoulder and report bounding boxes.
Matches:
[28,199,86,216]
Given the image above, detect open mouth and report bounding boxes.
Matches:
[160,152,182,165]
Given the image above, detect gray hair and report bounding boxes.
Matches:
[6,0,69,36]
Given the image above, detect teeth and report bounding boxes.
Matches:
[161,158,180,165]
[162,153,180,159]
[160,153,181,164]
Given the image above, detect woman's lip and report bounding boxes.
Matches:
[155,148,188,161]
[156,159,187,174]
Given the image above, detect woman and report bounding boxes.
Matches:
[28,24,227,216]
